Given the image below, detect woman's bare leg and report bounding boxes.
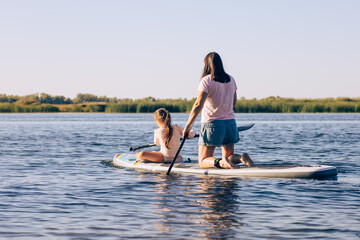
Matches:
[198,145,238,169]
[221,144,234,159]
[221,144,254,167]
[221,144,239,169]
[228,152,255,167]
[241,153,255,167]
[136,151,165,163]
[198,145,216,169]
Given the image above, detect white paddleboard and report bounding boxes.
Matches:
[113,153,338,179]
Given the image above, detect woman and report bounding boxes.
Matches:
[183,52,254,169]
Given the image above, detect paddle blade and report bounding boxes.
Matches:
[237,123,255,131]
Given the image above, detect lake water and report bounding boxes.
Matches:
[0,113,359,239]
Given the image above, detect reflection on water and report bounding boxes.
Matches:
[195,176,242,240]
[134,172,244,240]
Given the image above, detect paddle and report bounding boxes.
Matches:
[166,135,187,175]
[129,123,255,152]
[130,143,156,152]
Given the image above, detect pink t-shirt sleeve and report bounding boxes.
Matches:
[198,76,211,93]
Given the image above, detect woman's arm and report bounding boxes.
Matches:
[183,91,208,137]
[233,91,237,108]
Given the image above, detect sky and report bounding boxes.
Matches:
[0,0,359,100]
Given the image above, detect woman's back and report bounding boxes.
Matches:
[198,74,237,122]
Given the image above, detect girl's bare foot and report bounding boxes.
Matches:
[220,157,240,169]
[241,153,255,167]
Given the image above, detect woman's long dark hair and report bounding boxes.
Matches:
[201,52,230,83]
[153,108,173,148]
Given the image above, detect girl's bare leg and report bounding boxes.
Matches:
[136,151,165,163]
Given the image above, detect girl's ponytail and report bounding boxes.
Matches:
[163,112,173,148]
[154,108,173,148]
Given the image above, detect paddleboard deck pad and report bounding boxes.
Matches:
[113,153,338,179]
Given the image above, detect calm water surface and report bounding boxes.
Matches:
[0,113,359,239]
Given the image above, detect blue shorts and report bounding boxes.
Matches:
[198,119,240,146]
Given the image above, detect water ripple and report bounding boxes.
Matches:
[0,113,359,239]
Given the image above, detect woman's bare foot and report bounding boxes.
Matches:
[220,157,240,169]
[228,154,241,165]
[241,153,255,167]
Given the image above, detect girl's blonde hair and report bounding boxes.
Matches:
[153,108,173,148]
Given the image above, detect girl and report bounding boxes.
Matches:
[136,108,195,163]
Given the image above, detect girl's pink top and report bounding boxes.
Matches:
[154,124,195,162]
[198,74,237,123]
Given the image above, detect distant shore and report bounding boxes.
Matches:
[1,93,359,113]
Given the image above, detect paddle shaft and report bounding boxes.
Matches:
[130,144,156,152]
[129,123,255,152]
[166,136,187,175]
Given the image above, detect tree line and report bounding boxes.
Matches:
[0,93,359,113]
[0,93,113,104]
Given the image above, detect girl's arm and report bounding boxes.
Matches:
[154,129,161,145]
[187,129,196,138]
[183,91,208,137]
[177,125,196,138]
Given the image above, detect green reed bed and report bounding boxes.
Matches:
[235,97,360,113]
[0,94,359,113]
[0,103,59,113]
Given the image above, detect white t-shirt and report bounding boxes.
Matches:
[198,74,237,123]
[154,124,195,162]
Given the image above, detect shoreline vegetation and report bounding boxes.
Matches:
[1,93,359,113]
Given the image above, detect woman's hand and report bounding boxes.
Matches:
[183,125,192,139]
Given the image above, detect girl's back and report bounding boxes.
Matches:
[154,124,195,162]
